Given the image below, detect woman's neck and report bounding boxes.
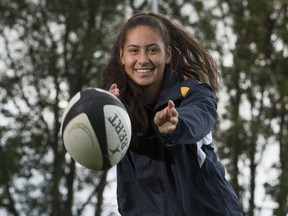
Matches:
[143,84,162,104]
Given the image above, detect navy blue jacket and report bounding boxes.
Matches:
[117,67,242,216]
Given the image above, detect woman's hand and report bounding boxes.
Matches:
[154,100,178,134]
[109,83,120,98]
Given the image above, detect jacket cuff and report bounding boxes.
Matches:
[153,124,176,146]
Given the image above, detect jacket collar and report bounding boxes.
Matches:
[155,65,183,110]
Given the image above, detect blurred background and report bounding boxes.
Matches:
[0,0,287,215]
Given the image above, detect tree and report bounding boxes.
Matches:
[215,0,288,215]
[0,0,125,215]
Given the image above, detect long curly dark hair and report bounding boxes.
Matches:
[100,12,220,139]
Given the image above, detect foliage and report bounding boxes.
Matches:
[0,0,124,215]
[0,0,287,215]
[214,0,288,215]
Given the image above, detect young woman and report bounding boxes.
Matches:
[101,12,242,216]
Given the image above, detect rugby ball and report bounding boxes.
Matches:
[60,88,131,170]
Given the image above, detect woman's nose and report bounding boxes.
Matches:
[137,51,149,65]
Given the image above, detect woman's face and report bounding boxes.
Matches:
[120,25,171,90]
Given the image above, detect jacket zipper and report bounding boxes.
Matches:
[155,160,168,216]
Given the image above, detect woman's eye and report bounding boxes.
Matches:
[148,47,159,53]
[129,48,138,53]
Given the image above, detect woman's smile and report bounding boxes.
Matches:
[134,67,155,77]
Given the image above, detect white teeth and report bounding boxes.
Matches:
[135,69,152,73]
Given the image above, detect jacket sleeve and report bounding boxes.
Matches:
[157,82,218,145]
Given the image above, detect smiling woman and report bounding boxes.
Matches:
[100,13,243,216]
[120,25,171,103]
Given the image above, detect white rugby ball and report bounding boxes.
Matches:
[60,88,131,170]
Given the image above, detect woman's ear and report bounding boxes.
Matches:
[165,46,172,63]
[120,48,124,65]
